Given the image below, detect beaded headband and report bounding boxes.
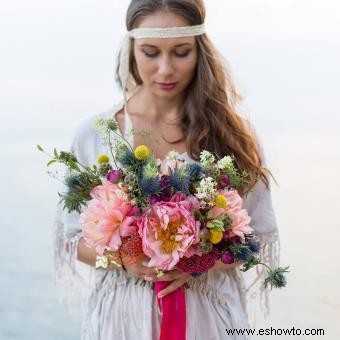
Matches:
[115,23,206,101]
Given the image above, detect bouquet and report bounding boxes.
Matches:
[39,117,288,339]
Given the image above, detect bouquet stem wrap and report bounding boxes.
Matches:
[155,282,186,340]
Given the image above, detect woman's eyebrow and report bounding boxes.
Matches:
[140,43,193,48]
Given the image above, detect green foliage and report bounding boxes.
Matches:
[60,172,102,213]
[241,256,261,272]
[264,266,290,289]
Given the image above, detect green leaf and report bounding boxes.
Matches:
[54,148,59,158]
[216,215,226,222]
[37,144,44,152]
[207,222,214,229]
[207,219,224,230]
[47,159,57,166]
[206,210,213,219]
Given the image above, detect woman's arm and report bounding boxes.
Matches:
[211,259,241,271]
[76,237,123,269]
[77,237,97,267]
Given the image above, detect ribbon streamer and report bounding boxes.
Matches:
[155,281,187,340]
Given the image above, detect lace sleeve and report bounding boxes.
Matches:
[53,203,92,319]
[52,123,96,319]
[235,140,281,324]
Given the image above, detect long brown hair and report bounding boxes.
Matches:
[118,0,275,196]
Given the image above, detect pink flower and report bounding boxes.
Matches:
[157,158,186,176]
[211,189,253,242]
[170,192,186,202]
[138,201,201,270]
[210,189,242,219]
[228,207,252,241]
[80,181,138,255]
[170,193,200,211]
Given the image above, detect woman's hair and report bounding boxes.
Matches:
[120,0,275,196]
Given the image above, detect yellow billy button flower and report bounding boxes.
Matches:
[134,145,150,160]
[215,194,228,208]
[97,154,110,164]
[209,229,223,244]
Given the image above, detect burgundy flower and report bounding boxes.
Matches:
[176,248,221,273]
[107,169,122,183]
[220,174,230,187]
[221,251,234,264]
[160,175,170,188]
[223,229,232,240]
[148,194,160,204]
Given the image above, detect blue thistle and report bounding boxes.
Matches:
[247,240,261,254]
[139,177,162,195]
[230,243,253,262]
[188,163,204,180]
[65,173,84,191]
[264,266,289,289]
[116,147,136,167]
[169,170,191,193]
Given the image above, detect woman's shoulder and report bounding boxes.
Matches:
[70,101,124,161]
[72,101,124,145]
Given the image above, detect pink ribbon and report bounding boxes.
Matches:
[155,281,186,340]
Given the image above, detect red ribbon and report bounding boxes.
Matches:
[155,281,186,340]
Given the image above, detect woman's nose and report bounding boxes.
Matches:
[157,55,174,76]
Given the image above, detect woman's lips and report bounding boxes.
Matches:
[156,82,178,90]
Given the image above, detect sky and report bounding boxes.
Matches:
[1,0,339,144]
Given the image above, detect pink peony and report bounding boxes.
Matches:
[80,181,138,255]
[227,207,252,241]
[211,189,253,242]
[170,193,200,211]
[210,189,242,219]
[138,201,201,270]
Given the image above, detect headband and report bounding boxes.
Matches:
[115,23,206,102]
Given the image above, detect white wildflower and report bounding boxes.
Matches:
[167,150,180,160]
[94,119,110,145]
[200,150,215,167]
[217,156,233,170]
[194,177,217,208]
[115,187,128,200]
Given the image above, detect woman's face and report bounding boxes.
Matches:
[133,11,198,99]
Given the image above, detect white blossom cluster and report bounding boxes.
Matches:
[194,177,217,208]
[94,119,110,145]
[199,150,215,167]
[115,182,129,200]
[167,150,180,160]
[217,155,233,170]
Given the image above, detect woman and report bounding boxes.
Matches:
[54,1,280,339]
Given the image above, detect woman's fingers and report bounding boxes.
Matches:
[157,278,187,298]
[143,269,183,282]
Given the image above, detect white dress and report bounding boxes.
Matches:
[53,100,281,340]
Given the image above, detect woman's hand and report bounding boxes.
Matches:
[124,257,241,298]
[123,255,159,281]
[151,260,242,297]
[143,269,191,298]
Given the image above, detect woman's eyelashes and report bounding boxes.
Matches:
[142,50,191,58]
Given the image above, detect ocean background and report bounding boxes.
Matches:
[0,0,339,339]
